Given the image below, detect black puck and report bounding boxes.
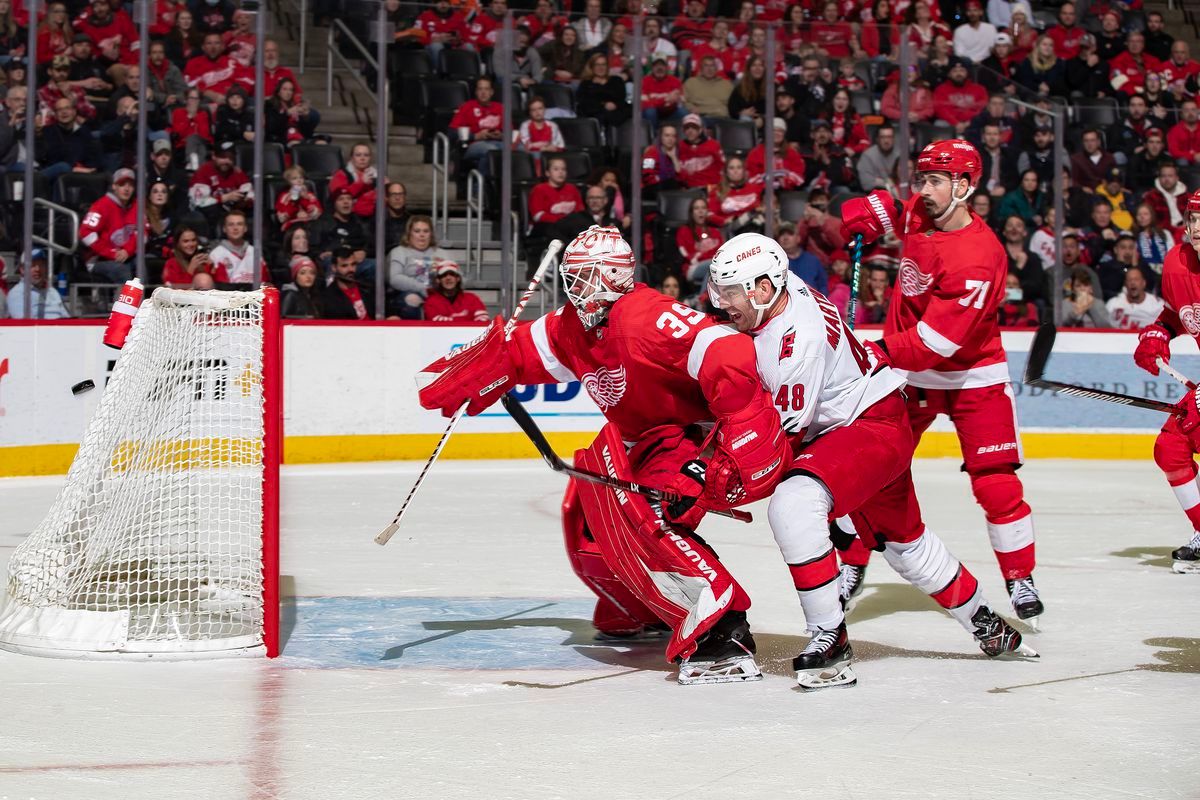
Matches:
[71,379,95,395]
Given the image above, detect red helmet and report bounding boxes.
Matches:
[916,139,983,188]
[1189,189,1200,216]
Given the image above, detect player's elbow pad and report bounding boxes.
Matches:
[709,393,792,507]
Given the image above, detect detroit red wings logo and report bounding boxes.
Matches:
[898,257,934,297]
[1179,304,1200,336]
[581,365,627,410]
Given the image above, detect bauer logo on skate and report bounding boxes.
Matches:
[581,365,626,410]
[898,258,934,297]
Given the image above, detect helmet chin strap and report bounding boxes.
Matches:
[748,282,783,330]
[932,177,976,227]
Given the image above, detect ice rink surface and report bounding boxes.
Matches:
[0,458,1197,800]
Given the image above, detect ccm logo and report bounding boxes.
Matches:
[976,442,1017,455]
[736,247,761,262]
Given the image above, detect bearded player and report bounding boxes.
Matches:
[705,232,1034,690]
[418,226,790,684]
[1132,190,1200,573]
[836,140,1044,627]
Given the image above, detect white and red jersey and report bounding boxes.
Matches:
[882,196,1010,389]
[462,11,502,49]
[208,240,261,284]
[424,290,489,323]
[189,163,253,209]
[510,285,766,444]
[528,182,582,223]
[415,9,466,41]
[75,9,139,64]
[641,74,683,110]
[1161,58,1200,92]
[1155,243,1200,345]
[79,193,137,263]
[678,138,725,188]
[274,187,322,232]
[328,167,377,218]
[185,54,251,97]
[706,182,763,226]
[517,119,564,153]
[448,100,503,138]
[753,282,905,441]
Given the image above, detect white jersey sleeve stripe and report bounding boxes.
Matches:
[687,325,735,380]
[530,315,577,383]
[916,320,962,358]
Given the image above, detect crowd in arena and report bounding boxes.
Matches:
[1,0,1199,326]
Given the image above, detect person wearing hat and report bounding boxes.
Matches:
[6,249,70,320]
[148,137,188,212]
[745,117,805,191]
[978,33,1018,93]
[74,0,137,68]
[932,58,988,135]
[800,120,853,193]
[39,95,103,186]
[67,35,113,99]
[423,260,489,323]
[78,168,137,284]
[676,113,724,189]
[1063,32,1111,99]
[39,55,98,126]
[281,256,324,320]
[188,139,253,227]
[773,84,809,146]
[683,55,732,121]
[952,0,997,64]
[213,84,254,145]
[312,186,371,267]
[641,55,684,126]
[638,17,677,73]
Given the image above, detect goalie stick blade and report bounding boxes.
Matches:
[1024,322,1056,384]
[501,393,564,471]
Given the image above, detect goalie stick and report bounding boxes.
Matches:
[1023,322,1177,414]
[374,239,565,546]
[501,393,753,524]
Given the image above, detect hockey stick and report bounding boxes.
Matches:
[1157,358,1197,390]
[374,240,565,546]
[1023,322,1177,414]
[844,233,864,330]
[500,393,753,523]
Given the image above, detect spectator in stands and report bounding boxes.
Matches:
[374,181,410,253]
[36,3,73,67]
[262,40,299,98]
[999,214,1045,309]
[1028,207,1057,269]
[387,215,446,319]
[802,120,853,192]
[881,67,933,124]
[727,55,766,129]
[778,221,828,294]
[684,55,732,122]
[998,272,1039,327]
[76,0,136,74]
[78,168,137,283]
[1070,128,1116,195]
[1110,32,1162,98]
[164,7,201,64]
[144,178,173,258]
[997,164,1046,228]
[186,32,247,105]
[161,224,213,287]
[170,87,212,170]
[1082,197,1123,266]
[40,56,96,125]
[275,165,322,233]
[1163,41,1200,96]
[280,255,323,319]
[1062,266,1110,328]
[967,93,1019,150]
[1144,162,1189,239]
[424,261,489,323]
[517,96,563,155]
[1016,123,1055,189]
[576,53,630,129]
[1132,203,1175,275]
[591,167,630,229]
[857,265,892,325]
[933,58,987,135]
[272,225,311,283]
[638,17,677,72]
[677,196,723,285]
[1143,72,1177,125]
[189,139,252,227]
[516,0,561,50]
[192,0,234,35]
[328,143,378,220]
[1107,265,1164,331]
[38,96,102,184]
[1168,99,1200,168]
[449,76,503,179]
[1096,167,1133,231]
[857,124,898,192]
[1127,129,1170,193]
[920,34,954,87]
[67,35,111,102]
[572,0,609,50]
[978,34,1018,94]
[860,0,900,61]
[823,89,869,156]
[527,154,582,258]
[659,274,681,300]
[1144,11,1174,62]
[904,0,950,59]
[810,0,859,60]
[641,122,681,198]
[770,87,807,146]
[98,94,142,171]
[971,192,997,232]
[706,156,762,233]
[953,0,997,63]
[7,249,69,319]
[208,209,260,287]
[795,188,846,267]
[222,8,255,67]
[1097,232,1151,300]
[264,78,317,149]
[1063,34,1111,100]
[786,55,831,122]
[555,183,620,244]
[978,124,1019,201]
[1015,35,1067,97]
[690,20,735,78]
[146,40,186,109]
[641,56,684,126]
[212,84,253,146]
[1046,2,1084,60]
[540,24,585,84]
[1109,95,1154,164]
[671,0,712,52]
[1093,10,1124,64]
[415,0,464,64]
[323,246,374,320]
[462,0,505,53]
[507,27,543,92]
[745,118,804,190]
[678,114,724,189]
[312,187,369,267]
[147,138,186,212]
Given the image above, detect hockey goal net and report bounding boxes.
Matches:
[0,287,281,659]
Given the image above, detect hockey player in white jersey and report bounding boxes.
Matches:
[706,233,1035,690]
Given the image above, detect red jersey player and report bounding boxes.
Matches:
[838,140,1045,627]
[1132,189,1200,573]
[707,233,1035,689]
[418,226,791,685]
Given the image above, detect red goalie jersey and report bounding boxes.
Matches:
[882,195,1009,389]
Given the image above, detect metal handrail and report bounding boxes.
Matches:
[431,132,450,241]
[464,169,485,279]
[326,19,378,106]
[508,209,522,313]
[31,198,79,283]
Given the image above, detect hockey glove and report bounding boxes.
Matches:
[418,315,520,417]
[837,190,901,247]
[662,459,708,529]
[1134,323,1172,376]
[863,338,891,369]
[707,395,792,509]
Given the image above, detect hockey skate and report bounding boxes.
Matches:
[971,606,1039,659]
[1005,575,1044,630]
[594,622,671,642]
[677,611,763,685]
[1171,532,1200,574]
[839,563,867,613]
[793,623,856,691]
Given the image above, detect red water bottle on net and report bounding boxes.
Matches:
[103,278,145,350]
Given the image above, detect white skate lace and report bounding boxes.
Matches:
[839,564,862,598]
[802,628,840,655]
[1009,577,1039,607]
[1187,532,1200,552]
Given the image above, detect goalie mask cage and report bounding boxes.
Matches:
[0,287,281,659]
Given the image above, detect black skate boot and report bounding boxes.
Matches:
[1005,575,1044,629]
[792,623,856,691]
[971,606,1039,659]
[677,610,762,685]
[839,563,868,613]
[1171,532,1200,574]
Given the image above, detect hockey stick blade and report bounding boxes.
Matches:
[1024,322,1056,384]
[501,394,753,523]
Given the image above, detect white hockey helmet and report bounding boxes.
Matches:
[707,232,789,329]
[560,225,635,329]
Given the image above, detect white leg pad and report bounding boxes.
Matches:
[881,529,960,596]
[986,511,1035,555]
[768,475,834,564]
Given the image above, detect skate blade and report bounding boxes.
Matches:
[1172,560,1200,574]
[990,641,1040,660]
[796,663,857,692]
[1021,614,1040,632]
[677,655,763,685]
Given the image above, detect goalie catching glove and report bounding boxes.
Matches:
[418,315,521,416]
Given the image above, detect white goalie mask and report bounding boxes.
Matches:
[560,225,635,329]
[707,232,789,329]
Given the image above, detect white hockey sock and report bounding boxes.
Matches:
[882,530,984,633]
[769,476,843,631]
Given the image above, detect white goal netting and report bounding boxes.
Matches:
[0,289,274,658]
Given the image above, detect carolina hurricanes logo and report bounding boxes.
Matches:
[1179,304,1200,336]
[897,257,934,297]
[581,365,627,410]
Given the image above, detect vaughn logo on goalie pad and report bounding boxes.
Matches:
[581,365,627,410]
